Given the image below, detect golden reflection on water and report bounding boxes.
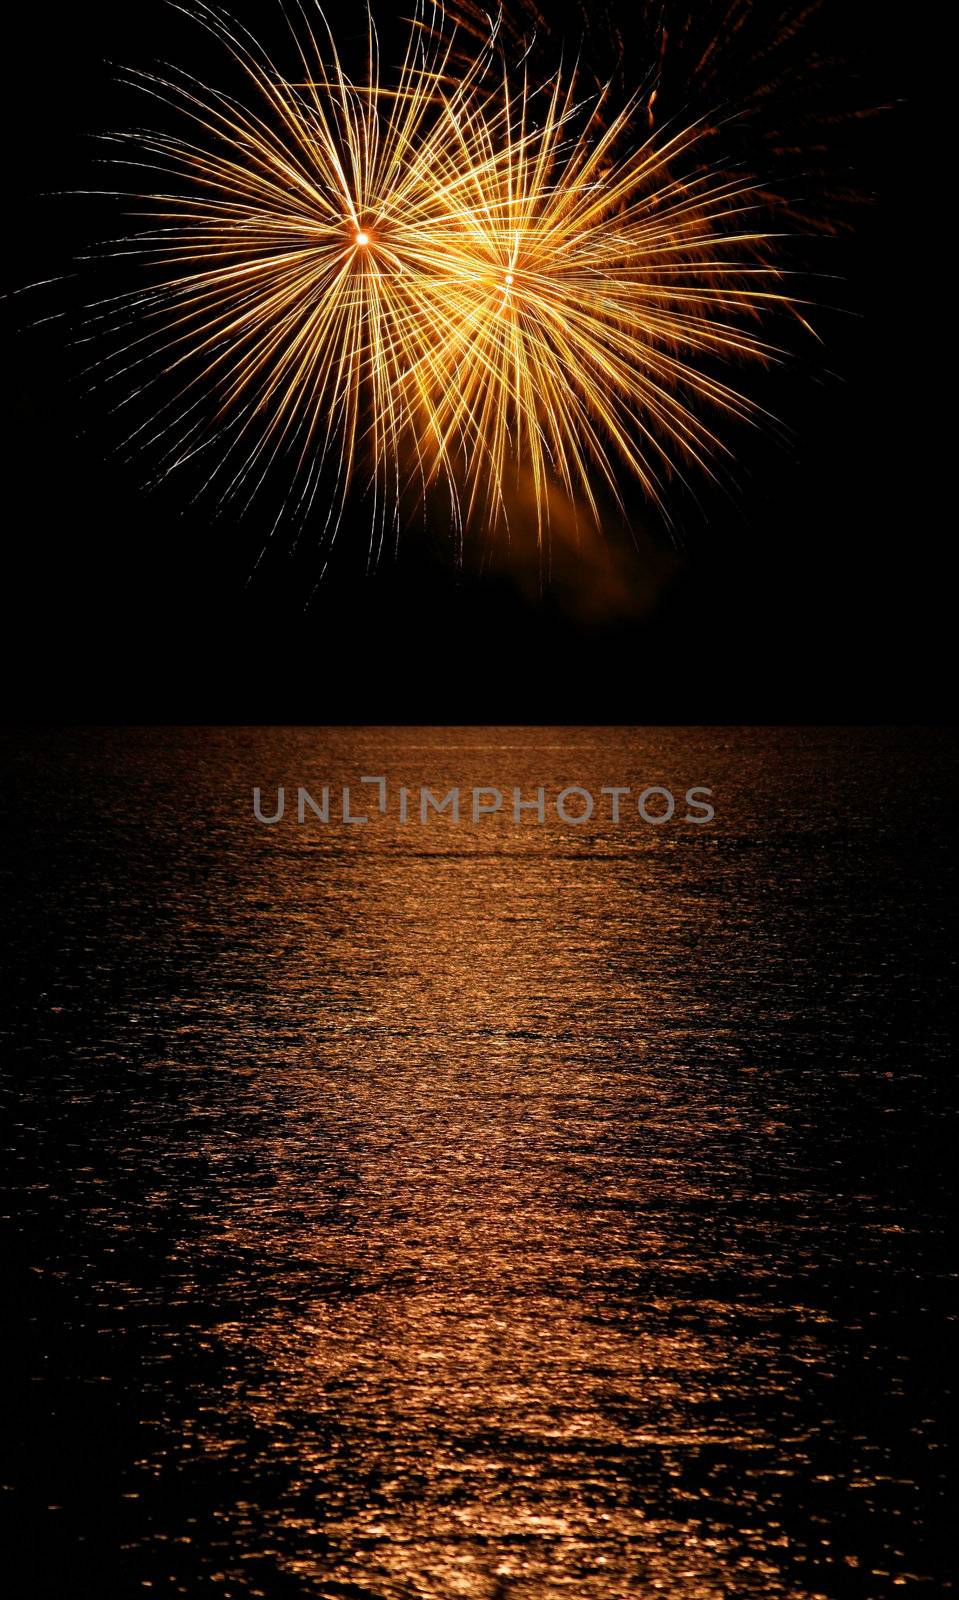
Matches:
[142,730,890,1599]
[8,727,949,1600]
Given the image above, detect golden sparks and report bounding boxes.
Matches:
[95,0,802,558]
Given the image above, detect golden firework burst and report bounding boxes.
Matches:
[94,0,806,560]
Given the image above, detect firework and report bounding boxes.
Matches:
[89,0,806,562]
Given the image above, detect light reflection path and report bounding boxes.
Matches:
[4,726,953,1599]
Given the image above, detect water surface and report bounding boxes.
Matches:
[2,727,954,1598]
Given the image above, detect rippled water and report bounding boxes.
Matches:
[2,727,955,1598]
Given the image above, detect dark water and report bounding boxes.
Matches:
[1,727,955,1599]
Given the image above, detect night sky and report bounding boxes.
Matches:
[2,0,939,724]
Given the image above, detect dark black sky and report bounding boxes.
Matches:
[1,0,939,722]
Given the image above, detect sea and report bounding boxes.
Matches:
[1,726,955,1598]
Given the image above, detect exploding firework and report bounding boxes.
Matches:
[87,0,810,564]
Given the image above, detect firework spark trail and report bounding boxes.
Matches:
[94,0,496,560]
[88,0,807,561]
[399,73,795,536]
